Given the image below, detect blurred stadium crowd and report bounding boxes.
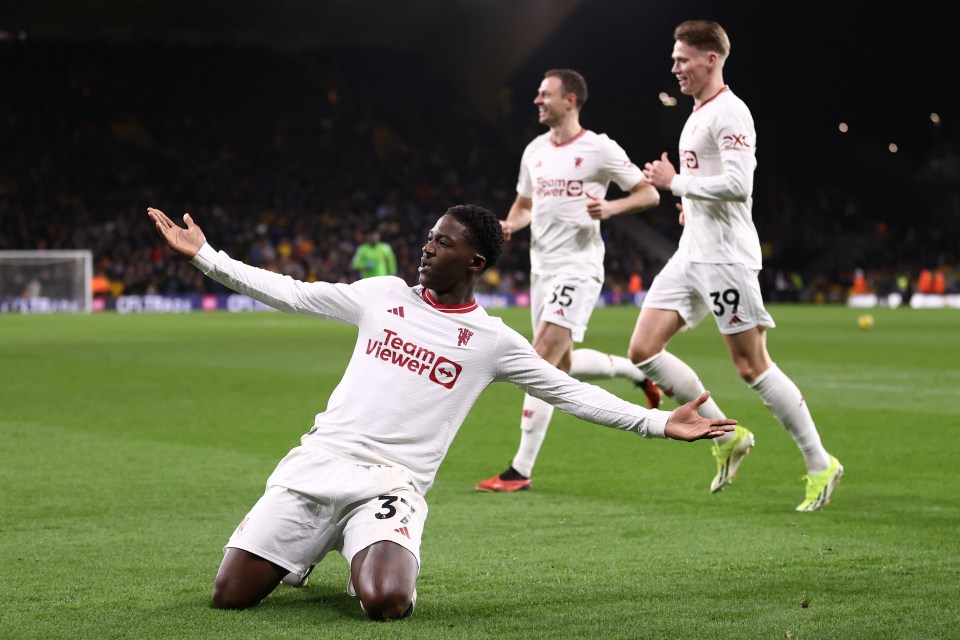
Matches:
[2,40,957,304]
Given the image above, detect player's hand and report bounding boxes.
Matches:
[585,191,614,220]
[500,219,515,242]
[676,202,685,227]
[642,151,677,191]
[147,207,206,259]
[663,391,737,441]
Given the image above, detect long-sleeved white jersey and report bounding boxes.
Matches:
[517,129,644,280]
[668,86,763,269]
[191,243,671,494]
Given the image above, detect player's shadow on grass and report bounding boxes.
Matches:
[251,584,369,621]
[163,584,369,622]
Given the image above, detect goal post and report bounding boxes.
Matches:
[0,250,93,313]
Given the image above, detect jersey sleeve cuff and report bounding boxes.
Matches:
[643,409,672,438]
[670,174,690,197]
[190,242,217,273]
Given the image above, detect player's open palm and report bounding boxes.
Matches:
[147,208,206,259]
[663,391,737,441]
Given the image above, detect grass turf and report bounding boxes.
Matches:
[1,305,958,639]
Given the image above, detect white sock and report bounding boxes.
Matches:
[511,394,555,477]
[636,350,725,417]
[570,348,647,384]
[750,364,830,473]
[282,571,307,588]
[636,350,734,444]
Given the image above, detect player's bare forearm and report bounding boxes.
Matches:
[620,181,661,214]
[501,196,533,241]
[147,207,206,259]
[505,198,533,230]
[663,391,737,442]
[590,182,661,220]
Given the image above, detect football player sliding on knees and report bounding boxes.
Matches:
[146,205,735,621]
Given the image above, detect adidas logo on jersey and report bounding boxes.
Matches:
[387,306,404,317]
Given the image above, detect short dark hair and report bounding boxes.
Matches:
[674,20,730,59]
[544,68,588,109]
[445,204,503,272]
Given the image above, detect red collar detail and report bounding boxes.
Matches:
[422,289,478,314]
[694,86,729,112]
[551,128,588,147]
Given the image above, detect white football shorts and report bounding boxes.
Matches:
[529,272,603,342]
[642,257,775,334]
[224,446,427,584]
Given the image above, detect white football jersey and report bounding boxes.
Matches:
[517,130,643,280]
[191,244,671,494]
[669,87,763,269]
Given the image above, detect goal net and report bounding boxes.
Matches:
[0,250,93,313]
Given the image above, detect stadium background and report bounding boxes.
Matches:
[1,0,956,307]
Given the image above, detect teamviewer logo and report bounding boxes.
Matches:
[429,356,462,388]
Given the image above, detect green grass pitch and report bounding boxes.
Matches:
[1,305,958,639]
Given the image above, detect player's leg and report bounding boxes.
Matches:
[628,306,727,416]
[475,320,568,491]
[350,542,419,620]
[341,488,426,620]
[714,268,826,468]
[723,324,842,510]
[476,274,597,492]
[629,260,752,493]
[211,446,351,608]
[724,326,818,461]
[569,348,662,409]
[627,259,727,419]
[211,481,333,609]
[212,548,287,609]
[513,320,572,471]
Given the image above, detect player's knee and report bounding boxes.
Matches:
[359,586,416,621]
[211,577,259,610]
[627,340,655,364]
[735,362,763,383]
[210,587,239,610]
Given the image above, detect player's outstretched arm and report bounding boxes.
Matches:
[147,207,206,260]
[663,391,737,441]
